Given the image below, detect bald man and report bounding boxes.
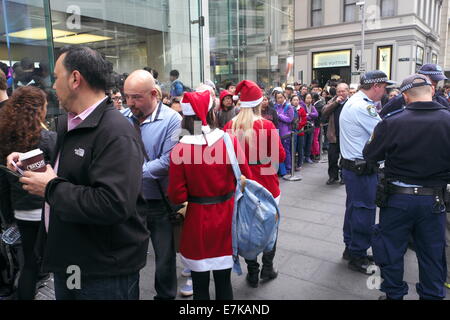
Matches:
[122,70,182,300]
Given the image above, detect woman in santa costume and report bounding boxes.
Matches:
[167,90,252,300]
[223,80,286,288]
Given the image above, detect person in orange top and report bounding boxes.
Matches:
[167,90,252,300]
[223,80,285,288]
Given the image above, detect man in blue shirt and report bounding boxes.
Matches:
[339,70,395,274]
[123,70,182,300]
[170,69,185,98]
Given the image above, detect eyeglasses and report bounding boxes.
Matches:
[112,96,122,101]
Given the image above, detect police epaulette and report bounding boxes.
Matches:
[383,107,405,119]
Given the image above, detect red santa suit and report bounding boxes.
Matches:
[223,119,285,198]
[168,128,252,272]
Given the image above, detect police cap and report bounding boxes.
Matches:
[418,64,448,82]
[399,74,432,93]
[360,70,396,85]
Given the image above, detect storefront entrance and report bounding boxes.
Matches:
[313,67,351,88]
[312,49,352,88]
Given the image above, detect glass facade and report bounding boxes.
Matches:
[1,0,294,116]
[208,0,294,91]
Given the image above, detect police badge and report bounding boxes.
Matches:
[367,105,378,117]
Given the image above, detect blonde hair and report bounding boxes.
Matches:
[231,105,263,143]
[155,85,162,101]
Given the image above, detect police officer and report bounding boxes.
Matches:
[339,70,395,274]
[363,74,450,300]
[379,64,449,117]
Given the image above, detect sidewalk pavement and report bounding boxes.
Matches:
[37,155,439,300]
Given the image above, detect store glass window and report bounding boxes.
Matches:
[1,0,203,120]
[209,0,294,91]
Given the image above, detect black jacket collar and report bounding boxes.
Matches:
[406,101,446,111]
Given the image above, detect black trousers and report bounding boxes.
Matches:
[245,241,277,274]
[328,142,342,180]
[191,268,233,300]
[146,200,177,300]
[16,219,40,300]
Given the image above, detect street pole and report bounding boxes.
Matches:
[283,131,302,182]
[357,1,366,73]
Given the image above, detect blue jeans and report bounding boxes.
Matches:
[54,272,140,300]
[146,200,177,300]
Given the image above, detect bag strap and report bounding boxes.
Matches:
[223,133,247,192]
[131,112,174,212]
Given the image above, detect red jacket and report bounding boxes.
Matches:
[297,107,308,136]
[223,119,285,198]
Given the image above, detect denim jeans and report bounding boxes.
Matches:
[146,200,177,300]
[53,272,140,300]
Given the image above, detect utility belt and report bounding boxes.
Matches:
[376,180,449,212]
[188,191,234,205]
[341,159,378,176]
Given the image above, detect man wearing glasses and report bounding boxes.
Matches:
[110,88,125,111]
[122,70,182,300]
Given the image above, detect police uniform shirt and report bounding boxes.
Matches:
[363,101,450,187]
[339,90,381,161]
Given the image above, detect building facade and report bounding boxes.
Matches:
[439,0,450,78]
[294,0,447,87]
[0,0,294,118]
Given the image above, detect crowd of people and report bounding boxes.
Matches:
[1,44,450,301]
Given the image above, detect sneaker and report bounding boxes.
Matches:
[326,178,338,185]
[181,268,191,277]
[304,158,314,164]
[180,278,193,297]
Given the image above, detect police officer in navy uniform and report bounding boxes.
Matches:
[379,64,449,118]
[363,74,450,300]
[339,70,395,274]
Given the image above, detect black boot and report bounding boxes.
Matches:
[260,243,278,281]
[245,259,259,288]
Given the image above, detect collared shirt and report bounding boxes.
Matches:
[339,90,381,160]
[44,97,106,232]
[122,103,182,200]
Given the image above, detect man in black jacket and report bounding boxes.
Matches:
[7,46,149,300]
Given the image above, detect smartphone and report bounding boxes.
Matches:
[10,161,24,176]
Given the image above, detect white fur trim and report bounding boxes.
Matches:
[179,128,225,147]
[202,125,211,134]
[239,96,264,108]
[180,254,234,272]
[181,102,195,116]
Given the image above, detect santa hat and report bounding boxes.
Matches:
[235,80,263,108]
[181,90,213,134]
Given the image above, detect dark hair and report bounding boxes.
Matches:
[329,87,337,96]
[274,91,286,100]
[0,62,8,78]
[225,81,235,90]
[290,95,300,102]
[0,70,6,91]
[58,45,112,92]
[181,107,217,135]
[311,93,321,103]
[170,70,179,78]
[0,86,47,162]
[143,67,159,79]
[111,87,121,95]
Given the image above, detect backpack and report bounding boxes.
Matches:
[223,133,280,275]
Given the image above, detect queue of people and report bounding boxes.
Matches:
[1,44,450,301]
